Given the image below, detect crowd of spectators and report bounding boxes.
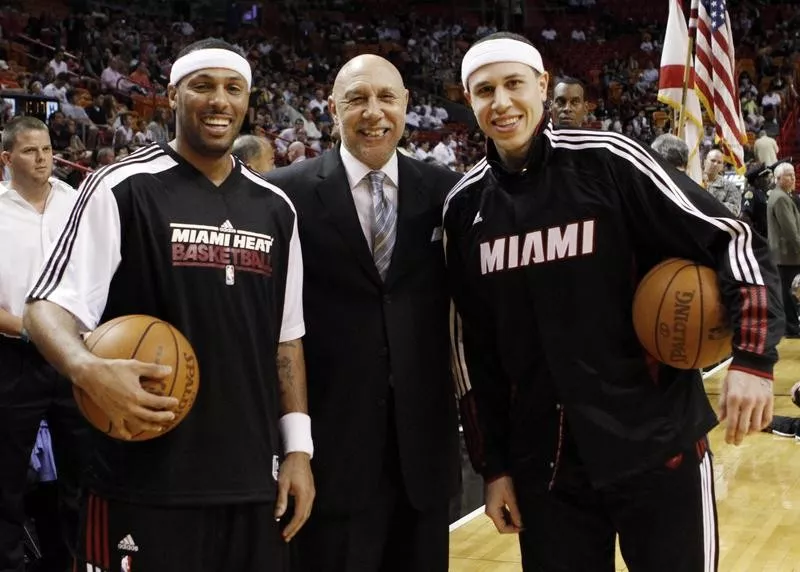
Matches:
[0,0,798,182]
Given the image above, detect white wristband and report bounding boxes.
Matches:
[279,412,314,458]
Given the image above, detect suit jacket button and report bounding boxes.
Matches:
[379,347,389,357]
[383,294,392,304]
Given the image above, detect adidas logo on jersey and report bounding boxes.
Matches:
[219,219,235,232]
[117,534,139,552]
[473,211,483,225]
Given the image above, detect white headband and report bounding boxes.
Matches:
[169,48,252,90]
[461,38,545,90]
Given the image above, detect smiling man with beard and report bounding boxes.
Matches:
[265,54,461,572]
[23,38,314,572]
[444,32,782,572]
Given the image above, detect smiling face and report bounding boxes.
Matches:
[168,67,249,158]
[329,55,409,170]
[465,61,549,166]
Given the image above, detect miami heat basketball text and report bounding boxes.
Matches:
[170,220,274,278]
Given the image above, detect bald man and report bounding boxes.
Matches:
[703,148,742,216]
[286,140,307,164]
[264,54,460,572]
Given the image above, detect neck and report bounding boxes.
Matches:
[12,178,52,212]
[170,140,233,186]
[497,141,532,173]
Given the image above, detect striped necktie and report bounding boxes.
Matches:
[368,170,396,281]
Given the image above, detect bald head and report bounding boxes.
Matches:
[329,54,409,170]
[287,140,306,163]
[704,149,725,182]
[332,55,405,99]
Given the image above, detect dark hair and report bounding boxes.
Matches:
[176,38,245,60]
[2,116,49,152]
[553,76,585,93]
[473,31,535,48]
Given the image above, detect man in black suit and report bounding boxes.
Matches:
[265,54,461,572]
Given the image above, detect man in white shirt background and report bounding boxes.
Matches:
[0,116,90,572]
[42,73,69,105]
[48,50,68,78]
[754,129,780,167]
[432,133,456,169]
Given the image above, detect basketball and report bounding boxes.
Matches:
[632,258,733,370]
[75,315,200,441]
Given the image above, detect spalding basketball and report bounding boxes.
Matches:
[633,258,733,369]
[76,315,200,441]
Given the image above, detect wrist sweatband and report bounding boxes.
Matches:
[279,412,314,458]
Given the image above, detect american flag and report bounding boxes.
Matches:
[692,0,747,173]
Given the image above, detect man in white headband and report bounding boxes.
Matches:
[23,38,314,571]
[445,32,781,572]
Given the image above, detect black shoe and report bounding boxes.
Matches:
[766,415,800,437]
[785,331,800,339]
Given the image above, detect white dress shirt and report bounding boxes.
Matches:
[340,144,399,251]
[0,178,77,332]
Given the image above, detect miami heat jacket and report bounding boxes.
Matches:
[443,121,783,489]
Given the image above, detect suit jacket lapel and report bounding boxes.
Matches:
[314,149,383,285]
[385,153,427,286]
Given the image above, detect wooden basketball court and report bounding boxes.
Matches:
[449,339,800,572]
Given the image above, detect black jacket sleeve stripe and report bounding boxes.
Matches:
[545,128,776,369]
[443,159,489,218]
[546,128,763,287]
[28,146,166,300]
[449,301,471,399]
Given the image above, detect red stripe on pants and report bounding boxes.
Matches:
[85,495,95,565]
[102,497,109,569]
[93,494,101,569]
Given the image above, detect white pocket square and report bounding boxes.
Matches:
[431,226,443,241]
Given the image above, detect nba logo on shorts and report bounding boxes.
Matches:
[225,264,235,286]
[121,555,133,572]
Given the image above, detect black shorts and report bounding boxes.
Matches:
[76,492,289,572]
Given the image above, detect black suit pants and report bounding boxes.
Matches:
[294,392,449,572]
[0,338,91,572]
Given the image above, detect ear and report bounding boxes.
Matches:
[328,95,338,124]
[538,72,550,101]
[463,89,471,106]
[167,84,178,110]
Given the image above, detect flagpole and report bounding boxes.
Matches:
[677,34,694,139]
